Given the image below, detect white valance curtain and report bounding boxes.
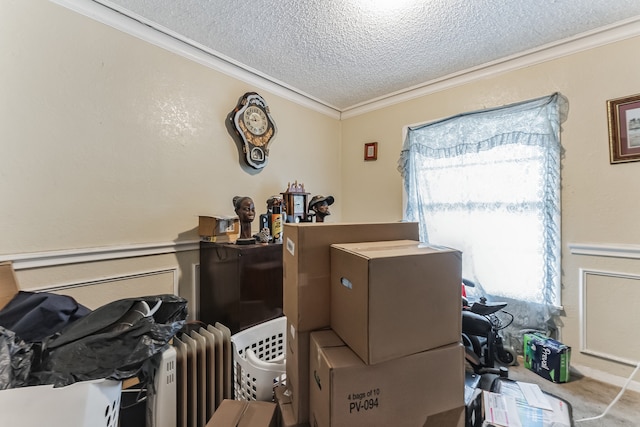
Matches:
[398,93,568,349]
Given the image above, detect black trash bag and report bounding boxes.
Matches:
[0,326,36,389]
[29,294,187,387]
[0,291,91,343]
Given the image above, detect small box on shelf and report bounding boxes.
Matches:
[199,215,240,243]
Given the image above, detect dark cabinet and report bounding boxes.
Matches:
[199,242,283,334]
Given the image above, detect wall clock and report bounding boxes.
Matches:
[228,92,277,169]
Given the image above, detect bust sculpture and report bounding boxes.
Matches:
[233,196,255,239]
[308,195,334,223]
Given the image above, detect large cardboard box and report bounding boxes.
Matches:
[309,330,464,427]
[0,261,19,310]
[330,240,462,365]
[523,333,571,383]
[199,215,240,243]
[283,222,419,332]
[284,320,313,424]
[206,399,277,427]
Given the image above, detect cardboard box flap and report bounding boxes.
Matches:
[238,401,277,427]
[206,400,245,426]
[331,240,461,259]
[0,261,19,311]
[206,399,277,427]
[310,329,345,349]
[275,385,293,405]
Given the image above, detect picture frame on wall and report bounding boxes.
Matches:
[364,142,378,161]
[607,93,640,164]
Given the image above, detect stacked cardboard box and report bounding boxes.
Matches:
[279,223,465,427]
[282,221,420,425]
[330,240,462,365]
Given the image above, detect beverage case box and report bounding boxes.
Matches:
[330,240,462,365]
[282,222,419,332]
[308,330,464,427]
[523,333,571,383]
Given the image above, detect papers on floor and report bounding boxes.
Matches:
[482,381,572,427]
[517,382,553,411]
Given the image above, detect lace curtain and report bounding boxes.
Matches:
[398,93,568,351]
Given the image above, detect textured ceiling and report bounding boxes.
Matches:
[98,0,640,111]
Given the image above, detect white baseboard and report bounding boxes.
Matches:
[571,363,640,393]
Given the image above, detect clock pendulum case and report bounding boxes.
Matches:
[227,92,277,170]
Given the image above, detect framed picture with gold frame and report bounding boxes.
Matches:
[607,93,640,164]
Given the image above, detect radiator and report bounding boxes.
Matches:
[169,322,233,427]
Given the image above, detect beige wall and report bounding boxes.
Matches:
[342,36,640,383]
[2,0,640,385]
[0,1,341,315]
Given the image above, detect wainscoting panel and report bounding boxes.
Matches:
[44,268,178,310]
[580,269,640,366]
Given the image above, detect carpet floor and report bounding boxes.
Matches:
[477,358,640,426]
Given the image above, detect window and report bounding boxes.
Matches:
[399,93,567,345]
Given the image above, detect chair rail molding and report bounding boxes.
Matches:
[30,266,179,296]
[0,240,200,270]
[568,242,640,259]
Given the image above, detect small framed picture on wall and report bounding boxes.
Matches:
[607,93,640,164]
[364,142,378,161]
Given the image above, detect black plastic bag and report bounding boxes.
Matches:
[0,326,35,389]
[30,294,187,387]
[0,291,91,343]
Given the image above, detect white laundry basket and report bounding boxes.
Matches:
[0,379,122,427]
[231,316,287,401]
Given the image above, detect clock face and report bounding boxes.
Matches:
[243,106,268,135]
[293,195,305,214]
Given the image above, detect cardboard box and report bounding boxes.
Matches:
[206,399,277,427]
[523,333,571,383]
[0,261,19,310]
[423,405,465,427]
[284,320,313,424]
[274,385,311,427]
[309,330,464,427]
[199,215,240,242]
[330,240,462,365]
[283,222,419,332]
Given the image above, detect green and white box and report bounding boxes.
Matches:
[523,333,571,383]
